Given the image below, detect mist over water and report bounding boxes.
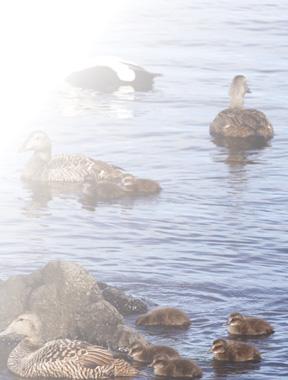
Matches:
[0,0,288,379]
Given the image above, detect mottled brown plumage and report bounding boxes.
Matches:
[227,312,274,336]
[210,75,273,142]
[136,307,191,327]
[150,356,202,378]
[211,339,261,362]
[128,341,179,363]
[20,131,161,197]
[0,313,139,379]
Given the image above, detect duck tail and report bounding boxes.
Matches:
[152,72,162,78]
[134,178,161,194]
[113,359,140,376]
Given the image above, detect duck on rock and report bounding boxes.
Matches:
[210,75,273,144]
[0,313,139,379]
[20,131,161,197]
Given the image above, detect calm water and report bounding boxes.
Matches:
[0,0,288,379]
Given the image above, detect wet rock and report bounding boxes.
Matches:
[0,261,146,349]
[98,282,148,316]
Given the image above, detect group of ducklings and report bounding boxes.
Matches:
[128,307,274,379]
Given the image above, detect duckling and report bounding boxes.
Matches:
[128,341,180,363]
[210,75,273,143]
[211,339,261,362]
[66,57,161,92]
[150,355,202,378]
[83,175,161,200]
[136,307,191,328]
[0,313,139,379]
[227,312,274,336]
[20,131,161,197]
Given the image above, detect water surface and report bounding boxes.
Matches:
[0,1,288,379]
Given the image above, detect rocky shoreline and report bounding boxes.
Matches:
[0,261,147,351]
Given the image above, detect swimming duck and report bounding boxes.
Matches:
[210,75,273,143]
[210,339,261,362]
[227,312,274,336]
[66,57,161,92]
[20,131,161,196]
[128,341,180,363]
[135,307,191,328]
[149,355,202,378]
[0,313,139,379]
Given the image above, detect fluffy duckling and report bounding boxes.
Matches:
[128,341,180,363]
[150,355,202,378]
[136,307,191,328]
[210,75,273,143]
[66,57,161,92]
[20,131,161,197]
[211,339,261,362]
[227,312,274,336]
[0,313,139,379]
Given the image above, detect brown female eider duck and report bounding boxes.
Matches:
[136,307,191,328]
[128,341,180,363]
[0,313,139,379]
[210,75,273,143]
[20,131,161,197]
[210,339,261,362]
[227,312,274,336]
[149,355,202,378]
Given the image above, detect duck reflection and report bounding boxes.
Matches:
[22,181,160,215]
[212,359,261,379]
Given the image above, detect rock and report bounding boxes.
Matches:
[98,282,148,316]
[0,261,146,350]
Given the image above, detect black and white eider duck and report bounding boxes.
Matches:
[0,313,139,379]
[210,75,273,144]
[66,57,161,92]
[20,131,161,198]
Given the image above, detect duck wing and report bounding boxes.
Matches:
[30,339,114,368]
[210,108,273,139]
[43,155,126,183]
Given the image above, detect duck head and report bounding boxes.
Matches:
[229,75,251,109]
[211,339,228,355]
[149,354,169,369]
[227,312,245,327]
[0,313,42,341]
[20,131,51,155]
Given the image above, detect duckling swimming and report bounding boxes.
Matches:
[210,75,273,143]
[150,355,202,378]
[227,312,274,336]
[66,57,161,92]
[0,313,139,379]
[20,131,161,197]
[128,341,180,363]
[136,307,191,328]
[211,339,261,362]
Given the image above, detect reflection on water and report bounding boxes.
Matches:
[1,0,288,379]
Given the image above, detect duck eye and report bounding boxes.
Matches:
[18,318,24,322]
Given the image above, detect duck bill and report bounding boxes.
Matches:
[0,325,13,337]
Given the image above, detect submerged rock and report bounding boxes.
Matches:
[0,261,146,350]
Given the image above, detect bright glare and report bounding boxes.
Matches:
[0,0,133,152]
